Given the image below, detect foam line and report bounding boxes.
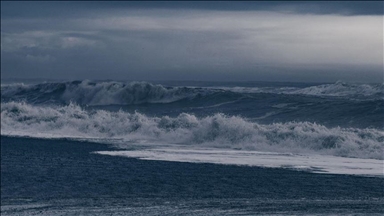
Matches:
[94,148,384,176]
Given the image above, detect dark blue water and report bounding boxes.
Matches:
[1,80,383,214]
[1,80,383,159]
[1,136,383,215]
[1,80,383,129]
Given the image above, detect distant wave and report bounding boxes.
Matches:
[1,80,215,105]
[216,81,383,99]
[289,81,384,98]
[2,81,382,106]
[2,102,383,160]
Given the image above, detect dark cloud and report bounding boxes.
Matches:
[1,2,383,83]
[2,1,383,18]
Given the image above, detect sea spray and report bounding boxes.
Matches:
[2,101,383,160]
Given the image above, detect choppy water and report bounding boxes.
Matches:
[1,80,383,160]
[1,80,384,215]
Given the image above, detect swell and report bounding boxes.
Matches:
[214,81,383,99]
[2,81,383,107]
[289,81,384,98]
[0,80,218,106]
[2,102,383,160]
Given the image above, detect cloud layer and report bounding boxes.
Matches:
[1,3,383,82]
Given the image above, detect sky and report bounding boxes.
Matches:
[1,1,383,83]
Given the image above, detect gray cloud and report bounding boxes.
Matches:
[2,1,383,18]
[1,3,383,83]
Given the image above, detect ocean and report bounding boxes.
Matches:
[1,80,383,215]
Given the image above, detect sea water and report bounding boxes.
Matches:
[1,80,383,215]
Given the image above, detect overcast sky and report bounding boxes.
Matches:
[1,1,383,83]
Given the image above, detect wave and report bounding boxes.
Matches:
[289,81,384,98]
[1,102,383,160]
[219,81,383,99]
[2,81,382,107]
[0,80,216,105]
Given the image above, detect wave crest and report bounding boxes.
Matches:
[289,81,384,98]
[2,81,382,107]
[214,81,383,99]
[1,80,210,105]
[2,102,383,160]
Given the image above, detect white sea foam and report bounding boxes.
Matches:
[289,81,384,98]
[1,102,383,160]
[94,148,384,176]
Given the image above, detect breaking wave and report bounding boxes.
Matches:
[1,102,383,160]
[215,81,383,99]
[289,81,384,98]
[2,81,383,107]
[0,80,214,105]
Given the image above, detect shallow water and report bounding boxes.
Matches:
[1,137,383,215]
